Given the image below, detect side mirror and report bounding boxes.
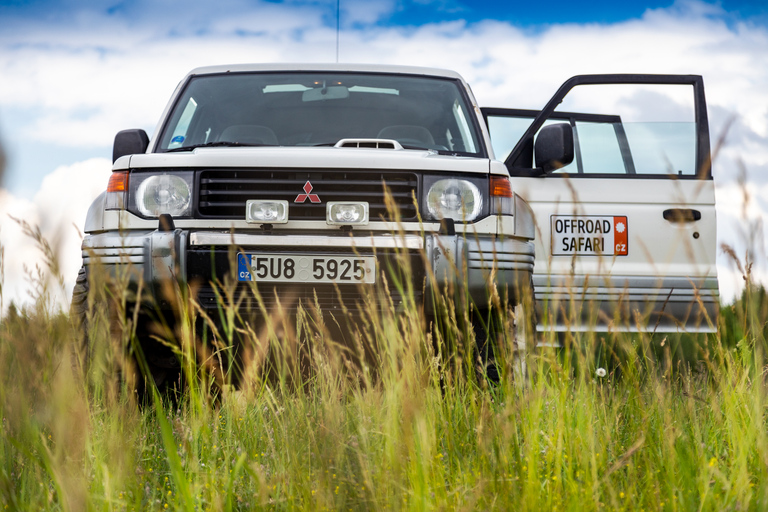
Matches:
[534,123,574,173]
[113,129,149,163]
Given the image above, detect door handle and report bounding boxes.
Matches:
[663,208,701,222]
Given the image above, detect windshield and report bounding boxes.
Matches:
[157,72,484,156]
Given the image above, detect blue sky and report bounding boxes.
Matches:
[385,0,768,26]
[2,0,767,27]
[0,0,766,308]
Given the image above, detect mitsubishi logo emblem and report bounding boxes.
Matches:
[295,181,321,203]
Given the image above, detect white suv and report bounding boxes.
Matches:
[74,65,719,375]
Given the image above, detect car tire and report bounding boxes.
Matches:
[472,278,537,386]
[71,266,89,327]
[70,265,92,365]
[471,308,500,385]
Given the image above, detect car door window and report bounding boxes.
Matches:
[554,83,697,177]
[570,121,626,174]
[623,122,696,175]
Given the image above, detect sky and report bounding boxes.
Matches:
[0,0,767,311]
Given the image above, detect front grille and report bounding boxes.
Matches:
[197,169,419,221]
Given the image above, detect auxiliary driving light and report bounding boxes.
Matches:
[327,202,369,225]
[246,200,289,224]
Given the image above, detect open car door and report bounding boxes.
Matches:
[483,75,719,333]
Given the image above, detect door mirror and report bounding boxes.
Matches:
[113,129,149,162]
[534,123,574,173]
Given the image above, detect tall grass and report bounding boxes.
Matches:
[1,221,767,511]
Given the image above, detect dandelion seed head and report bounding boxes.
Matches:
[596,368,607,378]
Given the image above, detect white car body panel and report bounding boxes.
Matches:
[123,147,493,174]
[511,176,718,332]
[511,177,716,278]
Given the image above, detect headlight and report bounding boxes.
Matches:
[426,179,483,221]
[133,173,193,217]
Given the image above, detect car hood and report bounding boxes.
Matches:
[119,146,493,174]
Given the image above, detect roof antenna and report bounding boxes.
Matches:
[336,0,340,63]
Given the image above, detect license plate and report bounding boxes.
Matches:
[237,254,376,283]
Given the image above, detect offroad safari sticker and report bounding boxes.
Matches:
[551,215,628,256]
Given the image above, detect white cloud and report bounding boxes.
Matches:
[0,191,40,311]
[0,158,111,313]
[0,0,767,306]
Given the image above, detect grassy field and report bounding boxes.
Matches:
[1,233,767,512]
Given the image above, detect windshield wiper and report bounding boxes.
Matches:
[399,144,432,151]
[165,141,275,152]
[400,144,467,156]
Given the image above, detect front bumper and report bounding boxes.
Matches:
[82,228,535,314]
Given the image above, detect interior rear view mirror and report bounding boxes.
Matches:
[302,85,350,102]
